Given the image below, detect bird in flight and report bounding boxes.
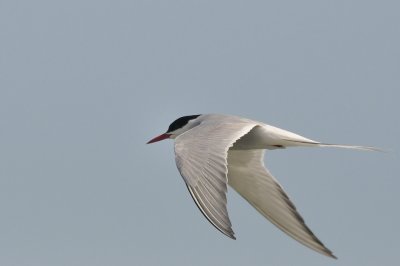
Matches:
[147,114,377,259]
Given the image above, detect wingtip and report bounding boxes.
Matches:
[328,252,338,260]
[321,246,337,259]
[222,228,236,240]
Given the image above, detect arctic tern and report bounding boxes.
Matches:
[147,114,377,259]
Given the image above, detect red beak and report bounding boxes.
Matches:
[147,133,171,144]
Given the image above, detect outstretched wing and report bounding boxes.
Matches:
[227,149,337,259]
[175,121,256,239]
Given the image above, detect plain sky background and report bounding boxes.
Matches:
[0,1,399,265]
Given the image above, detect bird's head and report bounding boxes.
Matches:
[147,115,201,144]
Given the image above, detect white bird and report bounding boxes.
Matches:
[147,114,377,259]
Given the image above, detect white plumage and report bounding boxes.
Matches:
[147,114,378,259]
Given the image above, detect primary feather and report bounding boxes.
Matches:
[149,114,378,259]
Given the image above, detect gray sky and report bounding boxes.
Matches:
[0,1,399,265]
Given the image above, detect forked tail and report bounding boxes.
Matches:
[317,143,383,152]
[281,139,382,152]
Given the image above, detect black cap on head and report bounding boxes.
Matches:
[167,115,201,133]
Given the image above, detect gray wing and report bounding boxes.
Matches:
[227,149,337,259]
[175,121,256,239]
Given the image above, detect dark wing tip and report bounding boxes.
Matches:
[327,252,338,259]
[186,184,236,240]
[227,231,236,240]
